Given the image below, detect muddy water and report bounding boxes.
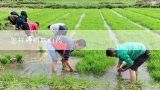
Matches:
[0,50,81,77]
[101,62,160,90]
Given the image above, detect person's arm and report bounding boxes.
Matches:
[118,53,134,72]
[63,50,74,72]
[117,59,123,68]
[64,60,74,72]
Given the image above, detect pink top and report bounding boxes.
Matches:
[28,22,39,32]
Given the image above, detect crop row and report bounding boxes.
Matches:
[0,72,107,90]
[113,8,160,30]
[125,8,160,20]
[147,51,160,82]
[101,9,142,30]
[78,9,105,30]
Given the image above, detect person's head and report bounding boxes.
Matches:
[48,25,51,29]
[74,39,86,50]
[10,11,19,16]
[106,48,116,57]
[21,11,28,18]
[35,22,39,26]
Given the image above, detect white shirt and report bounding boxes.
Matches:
[50,23,66,33]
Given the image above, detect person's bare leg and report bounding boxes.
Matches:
[129,69,137,81]
[52,61,58,73]
[12,25,15,30]
[136,69,138,81]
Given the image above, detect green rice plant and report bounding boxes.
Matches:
[15,54,23,63]
[21,74,48,88]
[78,9,106,30]
[147,51,160,82]
[75,50,116,76]
[0,72,107,90]
[48,75,105,90]
[113,8,160,30]
[0,56,9,65]
[126,8,160,20]
[101,9,143,30]
[4,55,12,64]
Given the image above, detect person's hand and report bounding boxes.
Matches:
[69,68,77,72]
[117,68,125,72]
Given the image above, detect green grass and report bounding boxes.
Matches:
[0,72,108,90]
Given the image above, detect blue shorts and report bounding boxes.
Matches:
[47,43,59,61]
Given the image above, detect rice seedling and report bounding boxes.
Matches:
[101,9,143,30]
[15,54,24,63]
[147,51,160,82]
[0,56,9,65]
[113,8,160,30]
[0,72,108,90]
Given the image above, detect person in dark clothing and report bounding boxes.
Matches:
[21,23,31,36]
[8,11,19,29]
[47,35,86,72]
[16,11,28,30]
[15,16,26,30]
[10,11,19,16]
[21,11,28,22]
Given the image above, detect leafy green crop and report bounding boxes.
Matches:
[147,51,160,82]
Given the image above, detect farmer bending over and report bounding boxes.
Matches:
[48,23,68,70]
[28,21,39,37]
[106,42,150,81]
[8,11,19,29]
[47,35,86,72]
[48,23,68,36]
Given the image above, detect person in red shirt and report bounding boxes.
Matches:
[28,22,39,37]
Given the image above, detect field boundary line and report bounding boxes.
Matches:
[112,9,160,38]
[70,11,86,37]
[111,9,150,31]
[53,13,70,22]
[99,10,119,45]
[127,9,160,21]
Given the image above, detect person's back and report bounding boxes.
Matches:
[21,11,28,22]
[52,35,74,53]
[8,15,18,25]
[16,16,27,30]
[28,22,39,31]
[116,42,146,61]
[48,23,68,36]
